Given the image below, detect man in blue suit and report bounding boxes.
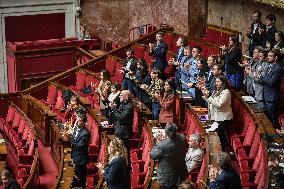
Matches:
[209,152,242,189]
[149,32,168,79]
[71,113,90,188]
[255,49,283,127]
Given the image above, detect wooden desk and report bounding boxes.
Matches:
[0,141,7,161]
[89,50,106,57]
[207,132,222,167]
[176,91,192,125]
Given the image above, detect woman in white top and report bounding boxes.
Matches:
[202,75,233,151]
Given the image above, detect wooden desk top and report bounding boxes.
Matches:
[89,50,106,57]
[58,148,74,189]
[207,132,222,167]
[0,143,7,156]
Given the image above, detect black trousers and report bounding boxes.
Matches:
[216,120,231,151]
[72,164,87,188]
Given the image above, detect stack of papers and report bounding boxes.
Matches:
[205,122,219,133]
[0,139,5,143]
[242,96,257,103]
[152,127,166,140]
[100,121,109,128]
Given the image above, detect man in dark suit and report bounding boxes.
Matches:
[150,123,187,189]
[149,32,168,79]
[262,14,277,48]
[255,49,283,127]
[71,113,90,188]
[109,90,134,152]
[206,64,224,94]
[209,152,242,189]
[120,48,137,94]
[246,11,265,57]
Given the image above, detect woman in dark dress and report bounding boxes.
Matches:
[97,137,129,189]
[221,35,243,91]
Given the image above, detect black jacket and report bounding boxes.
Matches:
[110,99,134,139]
[247,21,266,47]
[262,25,277,48]
[223,47,242,75]
[71,127,90,165]
[209,168,242,189]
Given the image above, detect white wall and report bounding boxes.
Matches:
[0,0,80,93]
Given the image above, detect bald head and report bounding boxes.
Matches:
[119,90,131,102]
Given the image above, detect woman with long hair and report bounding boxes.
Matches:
[202,75,233,151]
[96,69,112,115]
[221,35,243,91]
[156,79,176,127]
[97,137,129,189]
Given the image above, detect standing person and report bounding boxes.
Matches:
[150,123,188,189]
[149,32,168,79]
[168,36,188,84]
[205,64,224,95]
[263,14,277,49]
[185,133,204,174]
[140,69,164,120]
[273,31,284,65]
[202,75,233,151]
[221,35,243,91]
[255,49,283,127]
[244,46,261,96]
[120,48,137,94]
[176,47,193,90]
[95,70,112,116]
[105,83,121,123]
[156,79,176,127]
[0,169,21,189]
[109,90,134,152]
[71,113,90,188]
[250,49,269,102]
[246,11,265,57]
[96,137,129,189]
[209,152,242,189]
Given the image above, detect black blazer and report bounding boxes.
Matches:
[104,156,129,189]
[262,25,277,47]
[149,41,168,70]
[209,168,242,189]
[110,99,134,139]
[247,21,265,47]
[122,57,137,76]
[223,47,242,75]
[71,127,90,165]
[260,63,283,102]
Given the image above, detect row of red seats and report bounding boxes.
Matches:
[230,95,268,188]
[203,27,232,46]
[130,126,154,189]
[180,110,207,188]
[0,104,36,187]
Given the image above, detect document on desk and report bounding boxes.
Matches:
[205,121,219,133]
[242,96,257,103]
[0,139,5,144]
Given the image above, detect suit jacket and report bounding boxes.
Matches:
[185,147,204,173]
[158,92,175,123]
[244,59,259,95]
[260,62,283,102]
[206,89,233,122]
[122,57,137,78]
[150,134,188,188]
[262,25,277,47]
[149,41,168,70]
[247,21,265,47]
[110,99,134,139]
[71,127,90,165]
[209,168,242,189]
[223,47,242,75]
[104,156,129,189]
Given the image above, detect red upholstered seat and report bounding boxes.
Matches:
[12,111,21,130]
[46,85,57,105]
[113,63,123,83]
[18,120,26,136]
[163,33,175,50]
[133,45,145,59]
[106,58,117,77]
[71,71,86,91]
[237,131,260,162]
[232,123,256,153]
[6,106,16,123]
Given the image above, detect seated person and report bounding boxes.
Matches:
[63,95,82,125]
[178,180,196,189]
[185,133,204,174]
[0,169,21,189]
[209,152,242,189]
